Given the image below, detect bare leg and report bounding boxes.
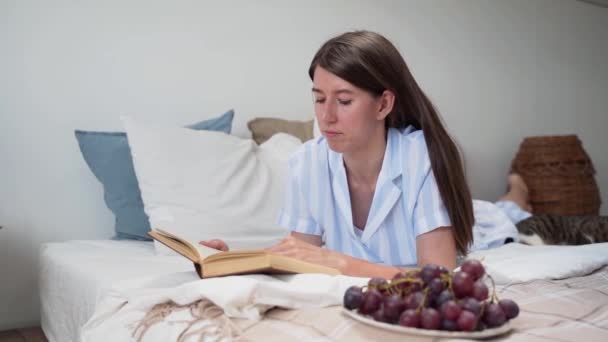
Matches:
[497,174,533,212]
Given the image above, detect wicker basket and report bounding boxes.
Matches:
[510,135,601,216]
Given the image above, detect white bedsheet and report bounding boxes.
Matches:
[39,240,192,342]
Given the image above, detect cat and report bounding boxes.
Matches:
[516,214,608,246]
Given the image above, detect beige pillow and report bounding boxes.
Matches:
[313,115,321,138]
[247,117,314,144]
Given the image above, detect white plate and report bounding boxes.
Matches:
[342,308,513,339]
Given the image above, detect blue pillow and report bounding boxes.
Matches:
[75,110,234,240]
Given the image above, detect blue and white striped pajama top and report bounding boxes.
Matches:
[277,126,451,267]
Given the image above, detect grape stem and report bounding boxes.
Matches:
[486,273,499,303]
[416,288,430,313]
[442,273,457,302]
[387,277,424,297]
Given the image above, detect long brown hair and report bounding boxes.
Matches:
[309,30,474,255]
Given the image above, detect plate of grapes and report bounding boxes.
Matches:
[342,260,519,339]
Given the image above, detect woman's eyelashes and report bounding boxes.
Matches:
[314,97,352,106]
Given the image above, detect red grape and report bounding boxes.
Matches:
[372,306,391,323]
[368,277,388,290]
[460,297,482,316]
[420,308,441,330]
[383,294,407,322]
[472,280,489,301]
[483,303,507,327]
[421,264,442,284]
[343,286,364,310]
[390,273,407,291]
[441,319,458,331]
[452,272,474,298]
[428,277,445,295]
[461,259,485,281]
[398,309,420,328]
[408,281,423,293]
[499,299,520,319]
[391,272,422,294]
[440,300,462,321]
[457,310,477,331]
[358,288,383,315]
[435,289,453,308]
[370,278,390,296]
[405,291,426,310]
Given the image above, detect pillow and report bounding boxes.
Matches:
[247,117,314,144]
[123,117,302,254]
[75,110,234,240]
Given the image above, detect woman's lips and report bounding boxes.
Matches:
[324,130,341,138]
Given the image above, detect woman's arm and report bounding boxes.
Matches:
[267,232,404,278]
[205,227,457,278]
[269,227,457,278]
[415,226,457,270]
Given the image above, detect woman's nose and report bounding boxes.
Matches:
[320,102,337,123]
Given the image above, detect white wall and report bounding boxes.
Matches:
[1,0,606,330]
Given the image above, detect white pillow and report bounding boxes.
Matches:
[122,117,302,254]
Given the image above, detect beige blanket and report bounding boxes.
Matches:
[128,266,608,341]
[243,266,608,341]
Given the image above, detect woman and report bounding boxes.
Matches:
[202,31,474,277]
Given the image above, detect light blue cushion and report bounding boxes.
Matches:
[75,110,234,240]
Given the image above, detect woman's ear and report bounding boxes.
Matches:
[376,90,395,120]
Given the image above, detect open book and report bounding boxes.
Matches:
[148,229,341,278]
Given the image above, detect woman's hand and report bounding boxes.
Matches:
[198,239,229,252]
[267,233,405,278]
[265,235,347,271]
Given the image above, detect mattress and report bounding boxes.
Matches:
[39,240,193,342]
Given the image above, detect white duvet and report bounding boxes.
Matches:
[81,273,368,341]
[79,242,608,341]
[467,242,608,284]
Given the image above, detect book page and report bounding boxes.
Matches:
[193,242,221,259]
[154,229,220,260]
[203,250,265,262]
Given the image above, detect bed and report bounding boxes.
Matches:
[44,116,607,341]
[39,240,192,342]
[39,240,608,342]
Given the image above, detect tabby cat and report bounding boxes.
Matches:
[516,214,608,246]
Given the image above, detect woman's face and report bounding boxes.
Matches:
[312,66,388,154]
